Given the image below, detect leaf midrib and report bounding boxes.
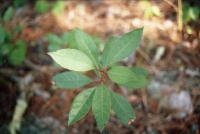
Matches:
[76,34,99,69]
[70,89,94,123]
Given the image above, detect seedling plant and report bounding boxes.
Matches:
[48,28,149,131]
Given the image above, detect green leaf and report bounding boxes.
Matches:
[122,66,149,89]
[108,66,149,89]
[0,43,13,55]
[131,66,148,77]
[47,34,63,52]
[48,44,60,52]
[48,48,94,72]
[68,29,100,69]
[0,25,6,44]
[121,77,149,89]
[52,1,65,16]
[92,85,111,131]
[13,0,26,7]
[92,35,105,52]
[46,34,62,45]
[68,88,95,125]
[102,28,143,67]
[53,71,92,89]
[8,40,26,65]
[111,91,135,125]
[61,32,69,44]
[3,6,14,22]
[108,66,136,84]
[35,0,49,13]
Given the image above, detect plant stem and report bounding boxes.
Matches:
[178,0,183,32]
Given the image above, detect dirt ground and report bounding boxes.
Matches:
[0,0,200,134]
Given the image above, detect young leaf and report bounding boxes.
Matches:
[108,66,136,84]
[52,1,65,16]
[53,71,92,89]
[121,76,149,89]
[92,85,111,131]
[68,88,95,125]
[68,29,100,69]
[122,67,149,89]
[8,40,26,65]
[111,91,135,125]
[3,6,14,22]
[48,49,94,72]
[102,28,143,67]
[108,66,149,89]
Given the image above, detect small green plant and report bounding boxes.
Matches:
[34,0,50,14]
[139,0,161,19]
[3,6,14,22]
[48,28,149,131]
[52,1,65,16]
[46,32,69,52]
[34,1,65,15]
[0,7,26,66]
[182,2,200,24]
[0,25,26,66]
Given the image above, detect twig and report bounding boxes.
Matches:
[178,0,183,32]
[163,0,178,11]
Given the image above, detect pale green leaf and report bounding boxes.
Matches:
[68,29,100,69]
[108,66,136,84]
[102,28,143,67]
[3,6,14,22]
[92,85,111,131]
[68,88,95,125]
[48,48,94,72]
[111,91,135,125]
[53,71,92,89]
[108,66,149,89]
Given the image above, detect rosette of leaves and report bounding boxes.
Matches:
[48,28,149,131]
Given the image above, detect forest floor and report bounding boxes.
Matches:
[0,0,200,134]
